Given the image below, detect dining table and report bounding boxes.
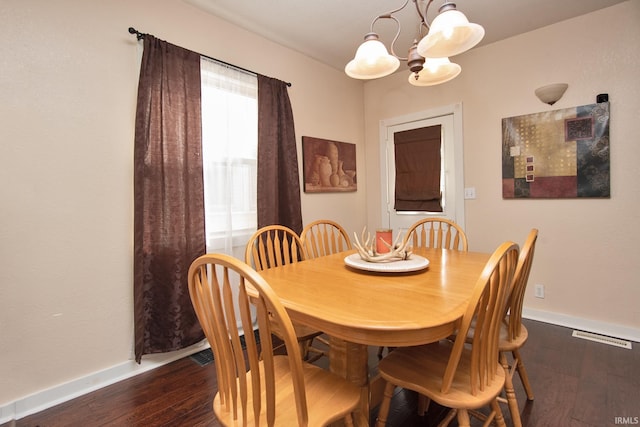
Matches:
[254,246,491,426]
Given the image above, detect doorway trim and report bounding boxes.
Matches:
[379,102,465,231]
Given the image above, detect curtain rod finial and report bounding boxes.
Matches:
[128,27,145,40]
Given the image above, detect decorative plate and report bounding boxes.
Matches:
[344,253,430,273]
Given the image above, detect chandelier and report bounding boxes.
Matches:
[345,0,484,86]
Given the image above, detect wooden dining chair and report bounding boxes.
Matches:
[300,219,352,259]
[245,225,326,362]
[300,220,352,354]
[498,228,538,427]
[404,217,468,251]
[375,241,520,427]
[378,217,469,358]
[245,225,307,270]
[188,253,359,426]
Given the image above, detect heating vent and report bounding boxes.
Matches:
[572,330,632,349]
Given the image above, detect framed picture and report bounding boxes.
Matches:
[302,136,357,193]
[502,102,610,199]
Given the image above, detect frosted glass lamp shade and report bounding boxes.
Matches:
[535,83,568,105]
[417,9,484,58]
[345,35,400,79]
[409,57,461,86]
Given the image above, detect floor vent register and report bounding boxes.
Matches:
[572,330,632,349]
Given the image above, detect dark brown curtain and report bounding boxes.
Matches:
[133,36,206,363]
[256,75,303,234]
[394,125,443,212]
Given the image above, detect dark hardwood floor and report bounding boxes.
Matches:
[4,319,639,427]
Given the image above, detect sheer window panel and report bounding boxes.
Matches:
[201,57,258,260]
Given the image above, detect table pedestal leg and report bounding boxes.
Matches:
[329,336,369,427]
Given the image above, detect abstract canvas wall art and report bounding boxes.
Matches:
[502,102,610,198]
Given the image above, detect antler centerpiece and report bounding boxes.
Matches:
[353,227,413,263]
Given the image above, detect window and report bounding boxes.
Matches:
[201,58,258,256]
[381,104,465,232]
[393,125,443,212]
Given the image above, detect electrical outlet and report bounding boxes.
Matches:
[534,284,545,298]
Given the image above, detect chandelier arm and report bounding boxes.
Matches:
[369,0,411,61]
[369,0,411,30]
[386,16,408,60]
[414,0,435,32]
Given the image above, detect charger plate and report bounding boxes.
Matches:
[344,253,429,273]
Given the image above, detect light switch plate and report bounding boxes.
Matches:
[464,187,476,199]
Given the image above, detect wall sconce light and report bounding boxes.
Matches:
[535,83,568,105]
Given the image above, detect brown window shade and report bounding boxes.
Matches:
[394,125,443,212]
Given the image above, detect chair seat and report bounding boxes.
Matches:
[378,341,506,410]
[498,320,528,352]
[213,355,360,426]
[469,319,529,351]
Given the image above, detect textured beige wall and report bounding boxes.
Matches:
[364,2,640,335]
[0,0,365,405]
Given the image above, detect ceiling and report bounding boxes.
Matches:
[184,0,626,72]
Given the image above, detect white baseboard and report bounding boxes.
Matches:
[0,340,210,424]
[522,308,640,343]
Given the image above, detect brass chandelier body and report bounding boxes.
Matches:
[345,0,485,86]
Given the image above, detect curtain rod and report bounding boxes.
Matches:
[128,27,292,87]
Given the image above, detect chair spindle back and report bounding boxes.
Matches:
[441,241,519,395]
[405,217,469,252]
[301,220,352,258]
